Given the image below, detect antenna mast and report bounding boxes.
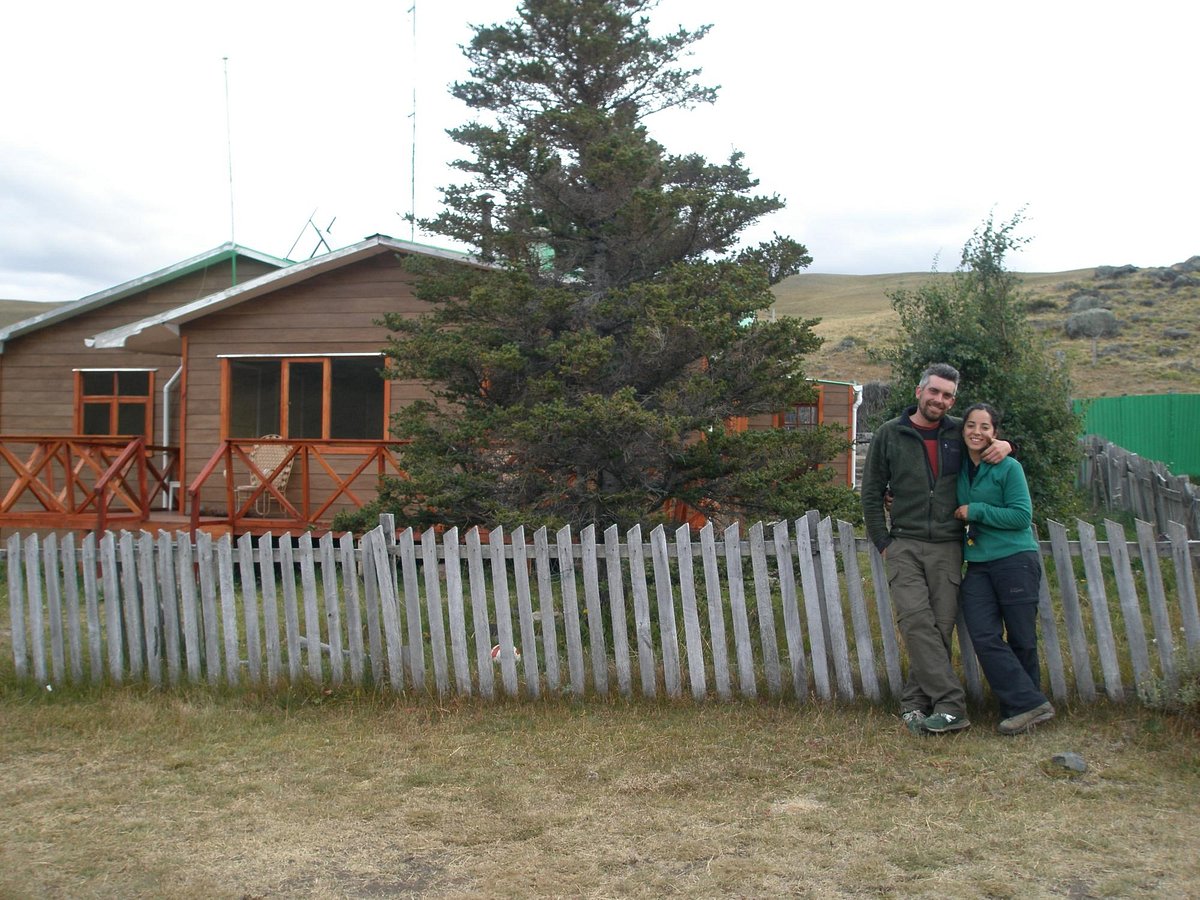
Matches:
[409,3,417,241]
[223,57,236,245]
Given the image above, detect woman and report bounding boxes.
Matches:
[953,403,1055,735]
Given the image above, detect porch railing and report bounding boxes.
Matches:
[186,438,408,533]
[0,435,177,532]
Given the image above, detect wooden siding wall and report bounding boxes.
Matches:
[815,383,855,486]
[746,383,858,486]
[181,253,435,511]
[0,258,277,436]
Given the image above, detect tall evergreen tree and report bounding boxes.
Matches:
[350,0,858,531]
[880,212,1082,524]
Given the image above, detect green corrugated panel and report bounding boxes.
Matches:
[1074,394,1200,477]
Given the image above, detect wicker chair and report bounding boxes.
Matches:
[234,435,295,516]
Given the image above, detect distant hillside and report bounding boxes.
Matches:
[0,300,62,329]
[773,261,1200,398]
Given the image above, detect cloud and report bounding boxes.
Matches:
[0,145,209,301]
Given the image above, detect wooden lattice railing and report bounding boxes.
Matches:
[186,438,408,533]
[0,435,177,532]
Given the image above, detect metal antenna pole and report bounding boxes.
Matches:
[409,2,417,241]
[223,57,236,246]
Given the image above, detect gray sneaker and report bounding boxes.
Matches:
[923,711,970,733]
[901,709,928,735]
[998,702,1055,735]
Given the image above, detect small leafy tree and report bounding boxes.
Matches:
[343,0,858,532]
[879,211,1081,523]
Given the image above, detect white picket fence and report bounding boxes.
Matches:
[6,513,1200,705]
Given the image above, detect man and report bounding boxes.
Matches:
[861,363,1010,734]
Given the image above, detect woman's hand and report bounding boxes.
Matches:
[954,504,970,521]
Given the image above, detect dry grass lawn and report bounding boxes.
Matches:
[1,685,1197,898]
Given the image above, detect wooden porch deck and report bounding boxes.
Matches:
[141,511,349,538]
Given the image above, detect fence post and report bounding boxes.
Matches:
[675,522,708,702]
[257,532,282,686]
[747,522,781,698]
[238,532,262,685]
[489,525,520,698]
[318,532,344,687]
[397,527,425,690]
[465,526,495,700]
[816,517,854,700]
[1167,521,1200,659]
[510,525,542,698]
[1034,545,1068,703]
[421,527,450,697]
[722,522,756,699]
[1046,520,1098,701]
[772,520,809,701]
[135,532,163,688]
[555,524,586,698]
[441,527,472,697]
[42,534,67,685]
[650,524,682,700]
[338,531,365,687]
[366,527,406,693]
[602,524,632,699]
[623,524,654,698]
[533,526,560,693]
[217,534,242,686]
[156,530,182,687]
[866,540,903,697]
[698,522,731,701]
[61,535,84,684]
[1076,520,1124,701]
[580,525,610,697]
[8,534,28,681]
[838,519,880,702]
[23,536,48,684]
[794,516,832,701]
[176,531,203,684]
[1136,519,1177,691]
[1103,519,1153,689]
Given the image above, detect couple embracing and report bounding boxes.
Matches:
[862,363,1056,736]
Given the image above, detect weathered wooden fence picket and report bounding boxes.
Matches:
[1079,435,1200,540]
[6,513,1199,707]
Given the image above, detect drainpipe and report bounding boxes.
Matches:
[850,383,864,490]
[161,364,183,509]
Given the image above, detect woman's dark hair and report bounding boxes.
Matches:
[962,402,1001,431]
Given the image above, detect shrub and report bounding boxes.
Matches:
[1137,655,1200,720]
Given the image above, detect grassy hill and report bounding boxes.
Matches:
[773,263,1200,398]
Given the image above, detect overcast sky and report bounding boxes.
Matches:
[2,0,1195,304]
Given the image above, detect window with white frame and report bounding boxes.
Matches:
[225,356,386,440]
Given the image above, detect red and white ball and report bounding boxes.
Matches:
[490,644,521,663]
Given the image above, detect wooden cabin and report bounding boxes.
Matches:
[745,378,862,488]
[0,236,473,535]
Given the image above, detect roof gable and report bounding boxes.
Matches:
[0,243,289,353]
[89,235,480,353]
